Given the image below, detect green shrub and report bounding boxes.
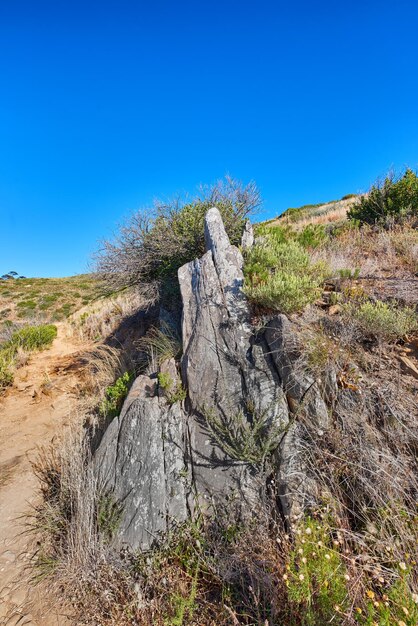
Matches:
[97,495,123,542]
[348,168,418,224]
[96,177,260,293]
[256,223,328,250]
[244,238,329,313]
[157,371,187,405]
[0,324,57,391]
[203,402,285,467]
[297,224,328,249]
[338,267,360,279]
[286,516,349,625]
[345,300,417,342]
[99,372,133,418]
[8,324,57,351]
[358,566,418,626]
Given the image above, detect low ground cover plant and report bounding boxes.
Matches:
[0,323,57,391]
[344,300,417,342]
[99,371,134,418]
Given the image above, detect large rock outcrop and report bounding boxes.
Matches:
[94,374,191,551]
[94,207,333,549]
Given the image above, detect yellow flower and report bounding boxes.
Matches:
[325,554,331,560]
[366,590,375,599]
[355,607,362,614]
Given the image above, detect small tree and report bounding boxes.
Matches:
[348,168,418,225]
[95,177,260,296]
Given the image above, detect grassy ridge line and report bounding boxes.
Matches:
[0,274,104,323]
[262,195,360,229]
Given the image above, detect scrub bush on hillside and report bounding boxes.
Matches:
[95,177,260,296]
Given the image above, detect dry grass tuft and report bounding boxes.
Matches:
[70,288,148,342]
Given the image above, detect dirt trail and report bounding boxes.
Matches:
[0,325,92,626]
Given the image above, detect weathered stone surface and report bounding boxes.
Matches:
[264,315,329,429]
[264,315,331,519]
[241,220,254,249]
[94,376,190,551]
[180,208,287,425]
[94,207,333,550]
[179,208,289,507]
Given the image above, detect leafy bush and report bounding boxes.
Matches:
[99,371,134,418]
[345,300,417,342]
[96,177,260,294]
[297,223,328,249]
[97,495,123,543]
[8,324,57,351]
[348,168,418,224]
[358,566,418,626]
[256,222,328,250]
[244,238,329,313]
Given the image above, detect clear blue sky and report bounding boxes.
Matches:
[1,0,417,277]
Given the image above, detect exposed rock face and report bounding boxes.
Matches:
[94,207,333,549]
[94,375,190,551]
[241,219,254,249]
[179,207,289,510]
[180,208,287,427]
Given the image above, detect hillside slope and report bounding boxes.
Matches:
[0,275,102,324]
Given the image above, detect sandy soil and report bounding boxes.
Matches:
[0,326,92,626]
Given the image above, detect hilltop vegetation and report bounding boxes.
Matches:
[0,274,103,324]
